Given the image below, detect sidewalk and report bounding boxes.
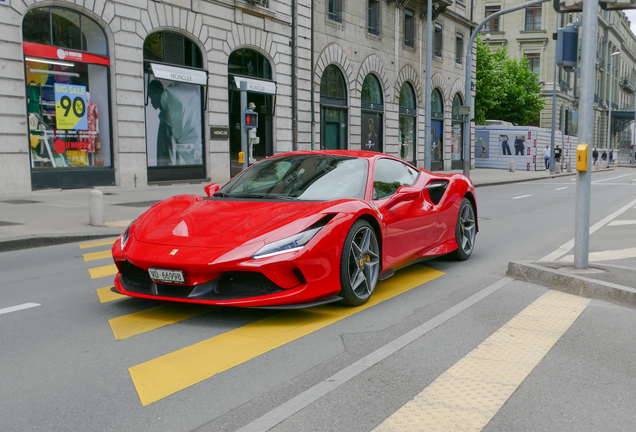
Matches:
[0,166,613,251]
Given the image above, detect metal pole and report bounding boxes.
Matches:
[463,0,549,178]
[424,0,432,172]
[550,13,559,174]
[574,0,598,269]
[240,81,248,171]
[633,91,636,165]
[606,52,617,169]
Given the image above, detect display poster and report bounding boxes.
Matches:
[475,130,490,158]
[431,120,443,161]
[498,134,527,156]
[54,84,87,130]
[451,124,463,161]
[361,111,383,153]
[146,77,203,167]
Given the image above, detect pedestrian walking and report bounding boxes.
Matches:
[543,145,550,171]
[593,148,599,164]
[554,144,562,165]
[602,150,607,161]
[609,149,614,165]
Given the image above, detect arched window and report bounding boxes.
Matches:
[23,7,113,189]
[144,31,207,181]
[451,93,464,169]
[228,49,272,80]
[143,31,202,69]
[430,89,444,169]
[320,65,348,150]
[361,74,383,153]
[399,82,417,165]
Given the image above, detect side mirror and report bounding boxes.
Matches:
[384,186,420,209]
[204,183,220,197]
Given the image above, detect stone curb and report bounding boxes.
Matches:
[0,233,121,254]
[473,168,613,188]
[506,261,636,310]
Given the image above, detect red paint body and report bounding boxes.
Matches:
[112,151,477,307]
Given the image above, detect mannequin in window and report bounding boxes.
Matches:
[86,92,100,153]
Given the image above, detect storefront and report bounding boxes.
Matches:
[22,7,114,189]
[399,82,417,165]
[361,74,384,153]
[430,89,444,171]
[228,49,276,177]
[143,31,207,183]
[320,64,348,150]
[451,93,464,170]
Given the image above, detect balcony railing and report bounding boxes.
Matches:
[621,77,636,93]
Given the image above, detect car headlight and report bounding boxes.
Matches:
[252,227,322,259]
[120,222,133,249]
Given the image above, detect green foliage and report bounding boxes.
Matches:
[475,36,545,125]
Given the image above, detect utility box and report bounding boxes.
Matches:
[576,144,588,171]
[557,25,579,72]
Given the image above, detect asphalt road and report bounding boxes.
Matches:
[1,169,635,432]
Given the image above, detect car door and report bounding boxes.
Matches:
[372,158,436,269]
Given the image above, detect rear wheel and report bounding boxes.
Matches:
[339,220,380,306]
[451,198,476,260]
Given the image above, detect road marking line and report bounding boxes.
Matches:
[608,220,636,226]
[79,238,117,249]
[541,196,636,261]
[555,187,569,190]
[97,286,126,303]
[83,250,113,262]
[560,247,636,263]
[236,277,514,432]
[128,266,445,406]
[512,195,532,199]
[0,303,41,316]
[592,173,632,183]
[372,290,590,432]
[109,304,211,340]
[89,264,118,279]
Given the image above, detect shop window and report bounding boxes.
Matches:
[451,93,464,169]
[228,48,272,80]
[143,31,202,69]
[23,7,112,181]
[320,65,348,150]
[399,82,417,164]
[430,89,444,168]
[361,74,383,153]
[404,9,414,48]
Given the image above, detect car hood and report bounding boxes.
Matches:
[133,195,349,248]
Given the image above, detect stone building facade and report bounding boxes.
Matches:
[0,0,476,193]
[477,1,636,161]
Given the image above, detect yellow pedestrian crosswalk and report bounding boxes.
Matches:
[83,250,113,262]
[128,266,444,406]
[79,237,117,249]
[89,264,118,279]
[96,286,126,303]
[109,304,211,340]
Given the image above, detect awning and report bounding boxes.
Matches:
[150,63,207,86]
[233,76,277,95]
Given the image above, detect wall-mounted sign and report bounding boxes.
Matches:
[150,63,207,85]
[210,127,229,140]
[233,77,277,95]
[54,84,87,130]
[23,42,110,66]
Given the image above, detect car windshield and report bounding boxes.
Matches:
[216,155,368,200]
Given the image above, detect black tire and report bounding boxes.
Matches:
[451,198,477,261]
[339,220,381,306]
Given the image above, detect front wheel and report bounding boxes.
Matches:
[339,220,381,306]
[451,198,477,260]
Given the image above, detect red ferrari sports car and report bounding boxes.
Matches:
[112,151,477,308]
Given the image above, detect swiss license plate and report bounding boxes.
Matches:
[148,268,185,284]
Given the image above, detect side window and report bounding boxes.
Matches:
[373,159,419,199]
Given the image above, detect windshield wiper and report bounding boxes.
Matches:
[231,194,268,199]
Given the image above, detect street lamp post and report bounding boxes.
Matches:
[606,49,620,169]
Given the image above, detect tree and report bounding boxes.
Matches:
[475,36,545,125]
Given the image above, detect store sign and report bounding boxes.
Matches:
[150,63,207,85]
[54,84,88,130]
[23,42,110,66]
[233,77,277,95]
[210,127,229,139]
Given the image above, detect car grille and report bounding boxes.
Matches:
[214,272,282,297]
[118,262,283,300]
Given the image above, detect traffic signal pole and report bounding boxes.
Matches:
[573,0,599,269]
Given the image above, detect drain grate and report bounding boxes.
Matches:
[1,199,41,204]
[114,200,161,208]
[0,221,23,226]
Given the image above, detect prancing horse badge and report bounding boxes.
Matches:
[170,249,178,255]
